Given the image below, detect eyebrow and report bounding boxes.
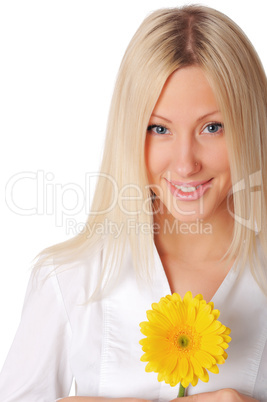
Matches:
[196,110,221,122]
[151,110,221,123]
[151,114,172,123]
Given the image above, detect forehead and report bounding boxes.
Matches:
[152,66,221,122]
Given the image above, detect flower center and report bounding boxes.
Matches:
[168,325,201,354]
[177,335,190,349]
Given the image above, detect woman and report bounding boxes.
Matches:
[0,5,266,402]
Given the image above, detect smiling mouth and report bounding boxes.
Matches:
[166,178,213,200]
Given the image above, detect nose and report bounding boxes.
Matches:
[171,135,201,177]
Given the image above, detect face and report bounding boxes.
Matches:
[145,66,232,223]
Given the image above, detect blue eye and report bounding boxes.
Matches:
[202,123,224,135]
[147,125,170,135]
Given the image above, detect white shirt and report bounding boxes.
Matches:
[0,241,267,402]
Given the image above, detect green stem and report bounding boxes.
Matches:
[178,383,186,397]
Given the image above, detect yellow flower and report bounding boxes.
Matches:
[139,291,231,388]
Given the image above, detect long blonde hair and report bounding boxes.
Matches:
[36,5,267,294]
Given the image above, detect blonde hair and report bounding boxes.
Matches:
[36,5,267,294]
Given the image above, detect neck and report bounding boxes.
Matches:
[153,205,235,264]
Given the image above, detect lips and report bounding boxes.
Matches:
[165,178,213,201]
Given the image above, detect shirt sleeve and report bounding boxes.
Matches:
[0,264,73,402]
[254,337,267,402]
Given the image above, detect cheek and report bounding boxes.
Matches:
[145,138,170,180]
[208,148,232,194]
[207,145,230,174]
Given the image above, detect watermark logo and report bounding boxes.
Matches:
[227,170,261,232]
[5,170,262,235]
[65,218,212,238]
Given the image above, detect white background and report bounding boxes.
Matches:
[0,0,266,387]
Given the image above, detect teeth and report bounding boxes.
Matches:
[173,184,201,192]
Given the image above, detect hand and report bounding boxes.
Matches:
[60,398,150,402]
[171,388,259,401]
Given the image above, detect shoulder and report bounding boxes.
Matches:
[30,241,105,303]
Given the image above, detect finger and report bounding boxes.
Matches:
[170,391,219,402]
[170,389,257,402]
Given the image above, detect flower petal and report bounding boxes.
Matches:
[194,350,216,368]
[180,356,189,378]
[199,368,209,383]
[190,355,204,378]
[208,364,220,374]
[186,305,196,326]
[195,313,214,333]
[183,291,193,305]
[201,320,224,335]
[167,293,182,303]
